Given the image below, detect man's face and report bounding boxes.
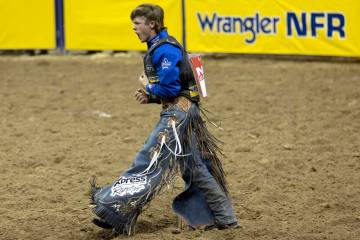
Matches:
[132,16,156,43]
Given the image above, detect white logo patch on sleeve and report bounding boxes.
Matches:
[161,58,172,69]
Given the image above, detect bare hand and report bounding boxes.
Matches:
[134,89,149,104]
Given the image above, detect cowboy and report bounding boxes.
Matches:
[90,4,239,235]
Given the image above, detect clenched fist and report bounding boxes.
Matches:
[134,89,149,104]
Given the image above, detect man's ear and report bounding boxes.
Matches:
[149,20,156,30]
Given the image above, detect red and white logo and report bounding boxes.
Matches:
[189,55,207,98]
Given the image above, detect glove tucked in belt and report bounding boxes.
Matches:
[162,96,192,112]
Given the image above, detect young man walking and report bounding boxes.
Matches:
[90,4,239,235]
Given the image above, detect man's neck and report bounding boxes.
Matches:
[147,30,168,48]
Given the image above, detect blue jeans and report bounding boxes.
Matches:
[91,103,236,232]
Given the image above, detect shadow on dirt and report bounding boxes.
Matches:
[86,218,174,239]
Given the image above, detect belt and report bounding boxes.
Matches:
[162,96,192,112]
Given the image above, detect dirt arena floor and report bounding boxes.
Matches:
[0,54,359,240]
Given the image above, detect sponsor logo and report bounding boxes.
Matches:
[197,12,280,44]
[146,65,154,72]
[161,58,172,69]
[111,176,147,197]
[197,11,345,44]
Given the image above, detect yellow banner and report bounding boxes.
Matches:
[0,0,55,49]
[186,0,360,57]
[64,0,182,51]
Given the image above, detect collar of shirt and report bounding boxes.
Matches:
[147,29,168,49]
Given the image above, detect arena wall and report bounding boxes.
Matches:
[0,0,359,57]
[64,0,182,51]
[186,0,360,57]
[0,0,56,49]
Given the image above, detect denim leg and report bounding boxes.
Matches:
[190,155,237,225]
[127,106,185,174]
[91,106,187,233]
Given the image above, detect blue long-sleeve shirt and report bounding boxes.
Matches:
[145,30,182,99]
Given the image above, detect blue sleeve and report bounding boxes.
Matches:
[146,44,182,99]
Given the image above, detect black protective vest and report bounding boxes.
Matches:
[143,36,200,103]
